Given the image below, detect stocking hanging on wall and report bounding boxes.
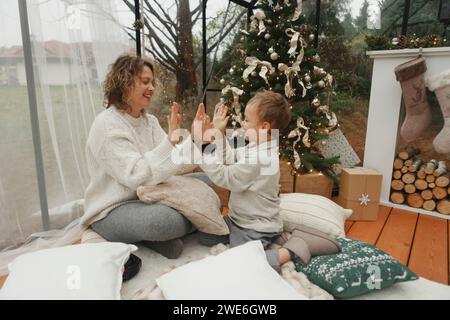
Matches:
[394,56,432,143]
[426,69,450,154]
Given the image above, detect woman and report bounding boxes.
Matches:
[80,53,208,262]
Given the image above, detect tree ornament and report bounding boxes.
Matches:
[313,66,321,76]
[309,34,315,41]
[264,33,271,40]
[251,71,258,77]
[270,52,279,61]
[220,78,226,85]
[317,80,325,88]
[268,47,275,54]
[312,98,320,107]
[289,51,298,58]
[312,54,321,62]
[304,74,311,82]
[324,73,333,85]
[274,4,283,12]
[229,68,235,75]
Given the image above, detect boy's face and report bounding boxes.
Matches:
[242,102,269,142]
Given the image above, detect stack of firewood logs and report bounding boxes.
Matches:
[390,146,449,215]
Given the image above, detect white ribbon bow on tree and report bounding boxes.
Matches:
[285,28,307,58]
[291,0,303,21]
[222,85,244,115]
[316,105,338,128]
[278,62,307,98]
[243,57,275,85]
[278,33,307,98]
[288,117,311,169]
[282,0,303,21]
[250,9,266,35]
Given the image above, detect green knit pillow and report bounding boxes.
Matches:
[295,238,419,299]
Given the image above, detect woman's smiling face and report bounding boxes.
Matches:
[127,65,155,112]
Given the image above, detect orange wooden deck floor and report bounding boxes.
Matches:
[345,205,450,285]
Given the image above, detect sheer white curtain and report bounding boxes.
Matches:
[0,0,135,275]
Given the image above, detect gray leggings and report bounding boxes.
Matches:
[91,172,212,243]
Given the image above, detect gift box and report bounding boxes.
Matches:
[313,128,361,175]
[337,167,382,221]
[279,160,295,193]
[279,161,333,198]
[294,170,334,199]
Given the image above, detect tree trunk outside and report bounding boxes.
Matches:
[176,0,198,105]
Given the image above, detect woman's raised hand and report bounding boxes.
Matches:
[167,102,182,145]
[191,103,213,143]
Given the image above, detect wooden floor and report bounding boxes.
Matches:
[1,205,449,289]
[345,205,450,285]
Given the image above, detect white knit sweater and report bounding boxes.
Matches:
[80,106,195,229]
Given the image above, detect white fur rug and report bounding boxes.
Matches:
[120,233,333,300]
[83,230,450,300]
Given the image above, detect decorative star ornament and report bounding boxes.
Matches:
[268,0,274,7]
[359,193,371,206]
[289,51,298,58]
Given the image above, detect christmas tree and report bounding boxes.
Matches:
[219,0,341,182]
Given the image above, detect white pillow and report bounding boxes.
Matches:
[156,240,308,300]
[0,242,137,300]
[280,193,352,238]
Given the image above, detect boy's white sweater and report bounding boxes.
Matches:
[201,138,282,234]
[80,106,193,229]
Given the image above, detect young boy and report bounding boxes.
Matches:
[193,91,302,272]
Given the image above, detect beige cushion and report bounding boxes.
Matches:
[279,193,352,238]
[137,176,229,235]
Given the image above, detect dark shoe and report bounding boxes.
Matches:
[122,253,142,282]
[141,238,184,259]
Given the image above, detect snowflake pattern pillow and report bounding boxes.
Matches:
[295,238,418,299]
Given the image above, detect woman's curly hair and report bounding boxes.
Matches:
[102,54,155,110]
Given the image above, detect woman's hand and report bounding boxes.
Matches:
[213,104,229,133]
[167,102,182,145]
[191,103,213,143]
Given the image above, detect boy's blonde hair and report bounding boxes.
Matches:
[248,91,291,131]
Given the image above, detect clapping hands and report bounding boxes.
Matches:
[191,103,213,143]
[167,102,182,145]
[213,103,229,133]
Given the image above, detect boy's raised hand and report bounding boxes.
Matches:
[213,104,229,133]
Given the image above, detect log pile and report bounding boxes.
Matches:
[390,146,449,215]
